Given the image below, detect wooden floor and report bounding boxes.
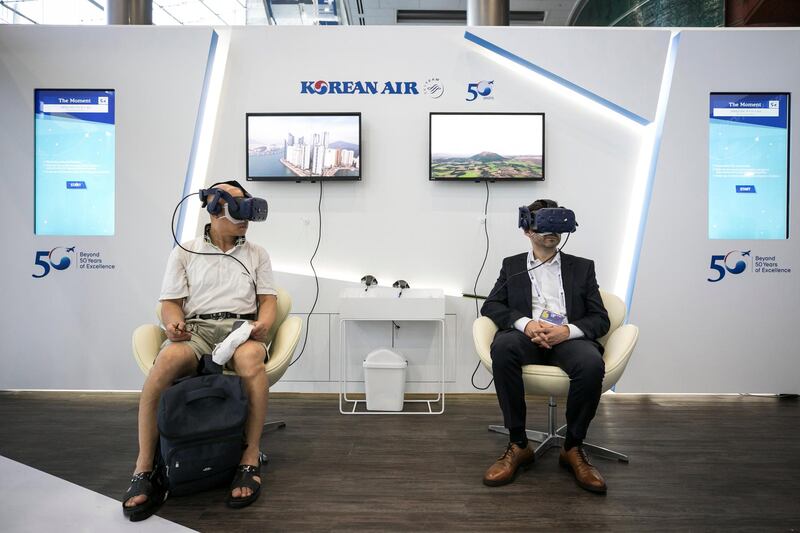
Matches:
[0,392,798,531]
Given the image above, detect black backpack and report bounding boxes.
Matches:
[157,356,248,497]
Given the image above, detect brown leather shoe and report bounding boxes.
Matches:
[483,442,535,487]
[559,445,607,494]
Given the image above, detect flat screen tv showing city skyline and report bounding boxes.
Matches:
[430,113,545,181]
[247,113,361,181]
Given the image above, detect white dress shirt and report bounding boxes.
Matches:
[513,251,584,339]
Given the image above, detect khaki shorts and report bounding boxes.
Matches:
[160,318,269,365]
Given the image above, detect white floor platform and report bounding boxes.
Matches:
[0,456,194,533]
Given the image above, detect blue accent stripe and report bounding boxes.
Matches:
[175,29,219,245]
[464,31,651,126]
[625,31,682,311]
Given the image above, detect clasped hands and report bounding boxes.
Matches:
[166,320,270,343]
[523,320,569,349]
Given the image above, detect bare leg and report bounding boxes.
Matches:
[124,344,196,508]
[228,340,268,499]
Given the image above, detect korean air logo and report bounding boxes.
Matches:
[32,246,75,278]
[310,80,329,94]
[300,80,420,95]
[707,250,750,282]
[466,80,494,102]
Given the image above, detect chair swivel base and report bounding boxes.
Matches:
[488,397,629,463]
[258,420,287,464]
[488,425,628,463]
[263,420,286,432]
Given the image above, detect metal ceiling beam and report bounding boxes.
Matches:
[107,0,153,24]
[398,9,543,25]
[0,0,39,23]
[467,0,509,26]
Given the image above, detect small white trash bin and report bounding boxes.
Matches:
[363,348,407,411]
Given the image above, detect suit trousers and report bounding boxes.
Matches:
[490,329,605,444]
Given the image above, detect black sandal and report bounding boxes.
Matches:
[122,471,167,522]
[226,463,262,509]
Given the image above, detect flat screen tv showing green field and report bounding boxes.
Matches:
[429,113,544,181]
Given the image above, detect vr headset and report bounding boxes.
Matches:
[518,205,577,234]
[199,180,268,222]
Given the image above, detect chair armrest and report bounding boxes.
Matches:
[601,324,639,390]
[132,324,166,376]
[265,315,302,387]
[473,316,498,370]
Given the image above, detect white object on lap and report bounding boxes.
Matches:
[212,322,254,365]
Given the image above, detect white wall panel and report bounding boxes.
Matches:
[210,24,650,301]
[624,29,800,393]
[280,313,331,382]
[468,27,670,122]
[0,26,214,389]
[210,26,657,394]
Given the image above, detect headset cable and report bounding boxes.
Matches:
[170,192,259,314]
[468,194,573,390]
[471,182,494,390]
[290,180,323,367]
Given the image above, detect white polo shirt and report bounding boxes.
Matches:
[159,225,277,318]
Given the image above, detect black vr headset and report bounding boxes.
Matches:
[199,180,268,222]
[518,202,578,234]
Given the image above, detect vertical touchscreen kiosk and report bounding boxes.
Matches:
[709,93,790,240]
[35,89,116,236]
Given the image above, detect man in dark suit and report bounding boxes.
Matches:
[481,199,610,493]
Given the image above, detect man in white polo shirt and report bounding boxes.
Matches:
[123,181,277,518]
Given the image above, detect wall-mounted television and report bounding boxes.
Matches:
[430,112,544,181]
[247,112,361,181]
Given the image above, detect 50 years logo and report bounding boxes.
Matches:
[466,80,494,102]
[707,250,750,282]
[32,247,115,278]
[32,246,75,278]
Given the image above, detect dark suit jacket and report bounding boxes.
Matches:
[480,251,610,343]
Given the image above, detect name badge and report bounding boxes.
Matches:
[539,309,566,326]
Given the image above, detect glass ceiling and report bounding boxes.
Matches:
[0,0,250,25]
